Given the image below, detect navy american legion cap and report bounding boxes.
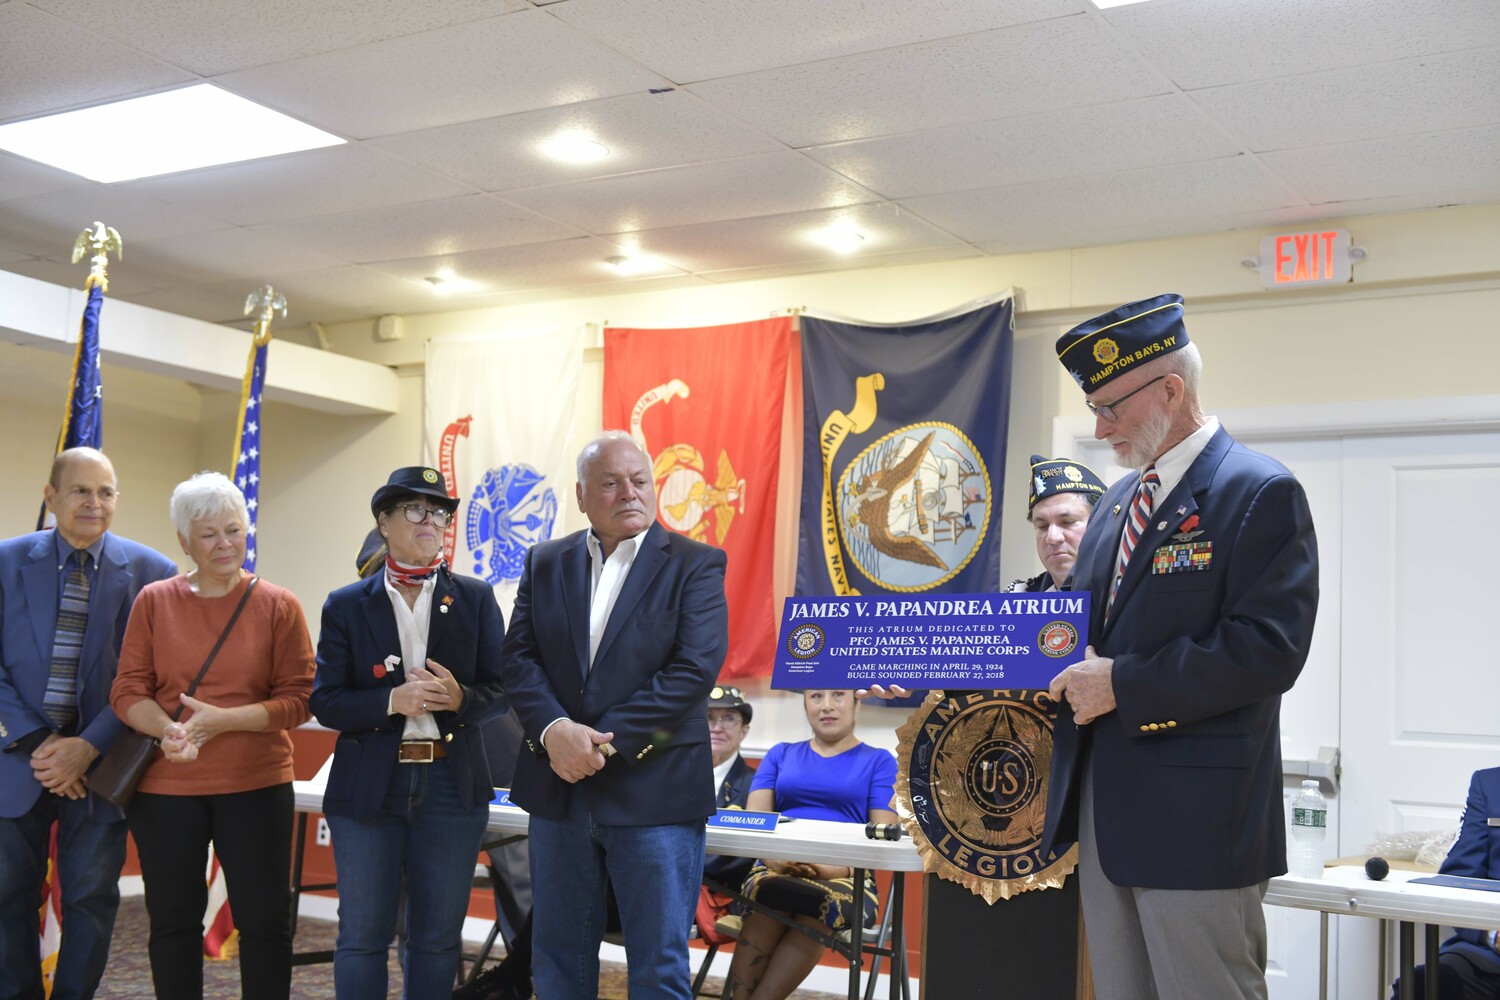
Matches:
[1027,455,1106,512]
[1056,293,1191,392]
[370,466,459,517]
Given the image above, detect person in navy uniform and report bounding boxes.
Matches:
[500,430,728,1000]
[1043,294,1320,1000]
[312,466,507,999]
[1392,767,1500,999]
[1007,454,1107,594]
[0,448,176,1000]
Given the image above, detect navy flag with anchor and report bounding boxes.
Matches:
[796,295,1013,601]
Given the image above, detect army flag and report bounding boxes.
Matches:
[796,296,1013,598]
[603,318,792,680]
[425,327,583,616]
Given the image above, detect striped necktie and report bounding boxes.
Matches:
[1108,465,1160,616]
[43,549,91,730]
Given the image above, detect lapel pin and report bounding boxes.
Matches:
[1177,506,1187,516]
[439,604,450,613]
[1112,504,1122,516]
[372,662,387,679]
[440,595,454,613]
[1156,521,1167,531]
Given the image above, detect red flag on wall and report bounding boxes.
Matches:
[604,318,791,680]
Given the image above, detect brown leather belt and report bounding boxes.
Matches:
[397,740,446,763]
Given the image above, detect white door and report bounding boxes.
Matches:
[1334,430,1500,997]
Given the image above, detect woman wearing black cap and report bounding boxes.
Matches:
[311,466,508,998]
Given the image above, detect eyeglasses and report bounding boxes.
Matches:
[707,713,744,730]
[392,503,453,528]
[1086,375,1166,422]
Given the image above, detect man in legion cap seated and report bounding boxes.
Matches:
[1041,293,1320,1000]
[1007,455,1106,594]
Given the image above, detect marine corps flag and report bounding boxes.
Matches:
[796,295,1013,598]
[603,318,792,680]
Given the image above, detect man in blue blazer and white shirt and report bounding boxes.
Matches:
[0,448,176,1000]
[1393,766,1500,999]
[1043,295,1320,1000]
[501,430,729,1000]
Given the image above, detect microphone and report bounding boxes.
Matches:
[866,823,903,841]
[1364,856,1390,881]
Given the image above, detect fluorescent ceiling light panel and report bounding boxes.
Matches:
[540,133,610,163]
[1091,0,1154,8]
[0,84,345,183]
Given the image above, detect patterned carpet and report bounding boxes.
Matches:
[94,895,848,998]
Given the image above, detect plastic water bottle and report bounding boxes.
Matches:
[1289,779,1328,878]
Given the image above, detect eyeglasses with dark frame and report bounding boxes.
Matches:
[391,502,454,528]
[1086,375,1167,422]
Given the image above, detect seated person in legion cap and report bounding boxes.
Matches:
[1007,455,1107,593]
[704,685,756,892]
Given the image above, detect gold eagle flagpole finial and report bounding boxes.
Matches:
[71,222,122,291]
[244,284,287,346]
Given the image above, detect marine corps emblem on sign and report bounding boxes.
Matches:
[1092,337,1119,365]
[896,690,1077,903]
[787,623,825,660]
[1038,621,1079,658]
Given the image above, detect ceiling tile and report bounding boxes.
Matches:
[690,15,1169,147]
[0,151,90,203]
[217,9,669,140]
[900,157,1304,247]
[0,186,232,259]
[1106,0,1500,90]
[123,145,472,226]
[1191,47,1500,152]
[696,245,984,284]
[808,94,1241,199]
[366,237,684,294]
[0,3,192,120]
[248,195,581,264]
[27,0,531,76]
[619,203,966,272]
[501,152,875,235]
[368,89,785,192]
[125,227,350,287]
[1261,125,1500,203]
[552,0,1083,82]
[4,255,167,294]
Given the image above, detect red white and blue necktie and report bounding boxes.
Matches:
[1109,464,1159,616]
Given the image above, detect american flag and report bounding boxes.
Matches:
[231,341,267,571]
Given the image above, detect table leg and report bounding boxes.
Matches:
[1378,918,1388,1000]
[1397,922,1415,1000]
[887,874,905,1000]
[850,867,866,1000]
[1318,911,1328,1000]
[1424,924,1440,1000]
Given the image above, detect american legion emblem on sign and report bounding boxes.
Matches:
[896,690,1077,902]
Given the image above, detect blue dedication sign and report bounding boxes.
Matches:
[772,592,1091,690]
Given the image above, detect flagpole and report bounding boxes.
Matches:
[37,223,119,531]
[232,284,285,573]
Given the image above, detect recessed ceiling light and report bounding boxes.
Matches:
[424,273,481,295]
[0,84,344,183]
[540,133,609,163]
[813,228,867,255]
[1091,0,1154,8]
[604,254,666,276]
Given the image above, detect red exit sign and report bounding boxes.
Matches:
[1257,229,1353,288]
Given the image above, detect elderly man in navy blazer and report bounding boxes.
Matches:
[1043,295,1320,1000]
[501,430,728,1000]
[0,448,176,1000]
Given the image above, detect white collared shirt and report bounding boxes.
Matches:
[384,572,440,741]
[539,527,648,749]
[585,529,644,669]
[712,756,736,801]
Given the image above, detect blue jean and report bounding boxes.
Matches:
[0,794,126,1000]
[327,758,490,1000]
[529,794,705,1000]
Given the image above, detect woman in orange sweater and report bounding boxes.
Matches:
[111,472,314,1000]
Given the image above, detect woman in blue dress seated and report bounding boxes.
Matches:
[723,689,898,1000]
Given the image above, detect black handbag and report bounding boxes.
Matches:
[87,577,259,808]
